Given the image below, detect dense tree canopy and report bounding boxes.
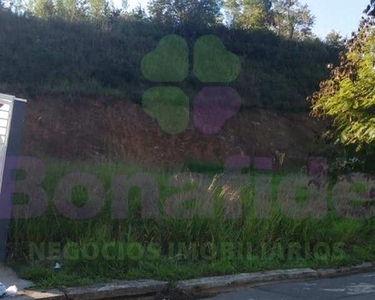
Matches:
[310,1,375,152]
[272,0,315,40]
[17,0,317,41]
[0,0,340,112]
[325,30,344,50]
[0,6,336,110]
[225,0,271,29]
[148,0,223,29]
[224,0,314,39]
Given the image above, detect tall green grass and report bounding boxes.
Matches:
[8,160,375,288]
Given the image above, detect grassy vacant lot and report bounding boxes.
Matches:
[7,160,375,288]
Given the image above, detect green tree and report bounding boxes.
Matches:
[325,30,344,49]
[310,2,375,153]
[55,0,77,21]
[54,0,88,21]
[224,0,241,27]
[272,0,315,40]
[88,0,106,20]
[224,0,272,29]
[128,4,147,21]
[29,0,56,18]
[240,0,272,29]
[148,0,223,29]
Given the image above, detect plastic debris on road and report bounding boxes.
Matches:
[0,283,18,298]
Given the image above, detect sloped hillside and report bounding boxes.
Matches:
[0,10,336,111]
[21,96,326,168]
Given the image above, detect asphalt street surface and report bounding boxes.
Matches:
[201,272,375,299]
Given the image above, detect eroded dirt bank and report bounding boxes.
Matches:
[20,96,326,168]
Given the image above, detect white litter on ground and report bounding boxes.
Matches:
[0,283,18,298]
[54,262,61,270]
[5,286,17,297]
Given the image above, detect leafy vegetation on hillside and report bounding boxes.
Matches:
[0,7,337,110]
[310,1,375,165]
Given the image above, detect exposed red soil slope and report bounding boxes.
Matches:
[20,96,326,168]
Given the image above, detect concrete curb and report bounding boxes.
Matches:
[13,262,375,300]
[62,279,168,300]
[175,268,318,293]
[15,280,169,300]
[317,262,374,278]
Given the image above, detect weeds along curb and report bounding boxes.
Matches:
[14,262,375,300]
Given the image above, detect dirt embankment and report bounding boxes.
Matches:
[20,96,326,169]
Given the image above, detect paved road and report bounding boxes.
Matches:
[201,272,375,300]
